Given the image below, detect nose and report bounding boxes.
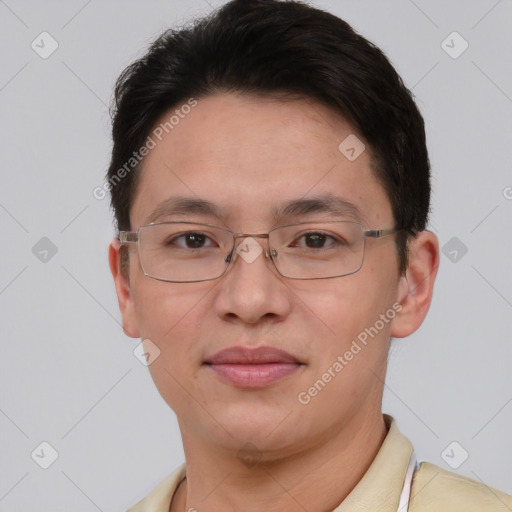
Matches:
[214,236,292,325]
[224,236,273,265]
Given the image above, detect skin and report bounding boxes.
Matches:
[109,93,439,512]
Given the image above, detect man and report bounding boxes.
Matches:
[107,0,512,510]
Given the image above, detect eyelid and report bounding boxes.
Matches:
[166,228,228,248]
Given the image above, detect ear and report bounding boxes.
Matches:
[108,238,140,338]
[391,231,439,338]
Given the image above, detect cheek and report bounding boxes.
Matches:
[132,280,213,414]
[132,274,203,338]
[292,275,396,418]
[294,250,399,381]
[295,267,397,347]
[131,278,209,379]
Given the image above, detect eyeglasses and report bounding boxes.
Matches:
[119,220,397,282]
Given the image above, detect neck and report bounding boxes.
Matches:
[171,410,388,512]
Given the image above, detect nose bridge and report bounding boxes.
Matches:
[230,232,271,264]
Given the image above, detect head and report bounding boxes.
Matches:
[108,0,438,458]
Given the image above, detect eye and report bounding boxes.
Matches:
[167,232,216,249]
[291,232,341,249]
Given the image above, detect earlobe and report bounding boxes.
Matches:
[108,238,140,338]
[390,231,439,338]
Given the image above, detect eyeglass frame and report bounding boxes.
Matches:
[118,220,398,283]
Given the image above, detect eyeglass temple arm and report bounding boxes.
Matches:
[363,228,397,238]
[119,231,138,244]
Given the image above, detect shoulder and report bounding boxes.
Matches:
[410,461,512,512]
[125,464,186,512]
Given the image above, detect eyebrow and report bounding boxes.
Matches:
[274,194,366,223]
[143,193,366,226]
[144,196,224,225]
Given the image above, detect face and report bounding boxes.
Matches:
[110,93,430,460]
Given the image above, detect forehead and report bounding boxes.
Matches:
[130,93,392,230]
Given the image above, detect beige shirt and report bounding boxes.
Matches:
[126,415,512,511]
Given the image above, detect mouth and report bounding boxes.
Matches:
[204,346,304,388]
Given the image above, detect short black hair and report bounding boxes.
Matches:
[107,0,430,274]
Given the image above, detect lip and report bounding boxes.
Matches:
[206,346,301,365]
[204,346,303,388]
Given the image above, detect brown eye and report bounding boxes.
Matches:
[167,232,215,249]
[291,232,343,249]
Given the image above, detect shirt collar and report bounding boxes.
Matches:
[131,414,414,512]
[333,414,414,511]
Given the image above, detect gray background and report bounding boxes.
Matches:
[1,0,511,510]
